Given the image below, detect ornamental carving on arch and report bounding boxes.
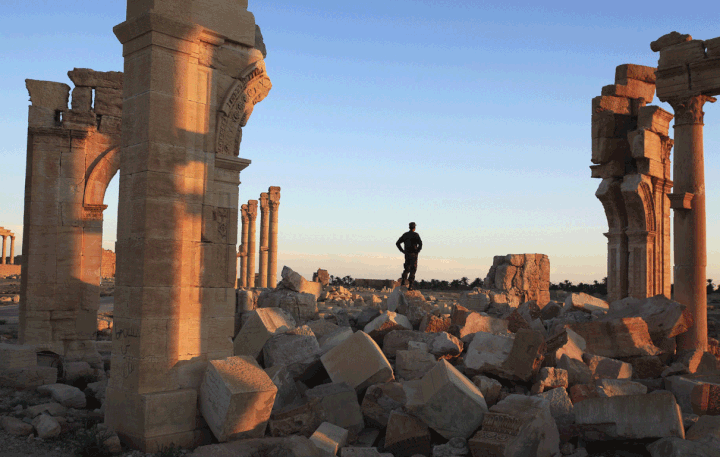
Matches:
[622,176,656,233]
[215,60,272,156]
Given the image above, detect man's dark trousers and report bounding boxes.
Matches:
[402,253,418,287]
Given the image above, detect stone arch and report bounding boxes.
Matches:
[596,178,629,302]
[622,174,656,233]
[622,174,660,298]
[83,146,120,218]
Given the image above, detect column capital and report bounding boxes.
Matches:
[668,95,717,126]
[247,200,258,220]
[240,203,249,221]
[259,192,269,211]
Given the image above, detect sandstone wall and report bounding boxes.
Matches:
[101,249,115,279]
[483,254,550,306]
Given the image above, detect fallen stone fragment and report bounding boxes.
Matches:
[471,375,502,406]
[677,349,718,374]
[0,343,37,370]
[361,382,406,428]
[627,355,666,379]
[307,319,339,340]
[384,410,431,457]
[570,317,661,358]
[321,331,394,391]
[686,415,720,441]
[25,402,67,418]
[468,394,559,457]
[37,383,87,408]
[364,312,412,341]
[646,435,720,457]
[691,378,720,416]
[306,382,364,440]
[465,329,545,382]
[451,307,509,343]
[234,307,296,358]
[564,293,608,313]
[583,354,632,380]
[382,330,436,358]
[269,398,324,438]
[396,349,437,381]
[574,391,684,440]
[199,356,277,442]
[595,379,647,397]
[340,448,392,457]
[664,374,711,414]
[310,422,348,456]
[407,359,488,439]
[191,435,321,457]
[258,289,319,321]
[0,365,57,388]
[431,332,463,357]
[263,325,321,379]
[319,327,354,354]
[537,387,573,422]
[103,433,123,454]
[1,416,34,436]
[386,287,407,312]
[531,367,568,394]
[32,414,62,439]
[63,361,94,383]
[419,313,451,333]
[356,309,381,329]
[280,266,323,298]
[265,365,301,412]
[568,384,600,404]
[607,295,693,339]
[432,437,469,457]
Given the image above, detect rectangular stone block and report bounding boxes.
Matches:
[658,40,706,68]
[0,366,56,388]
[306,382,365,440]
[628,128,662,161]
[571,317,661,358]
[689,57,720,95]
[321,331,394,392]
[636,105,673,135]
[592,95,632,115]
[590,160,624,179]
[199,356,277,442]
[591,137,630,164]
[0,343,37,370]
[591,111,634,139]
[655,65,690,100]
[615,64,656,84]
[310,422,349,456]
[384,410,430,457]
[601,79,655,102]
[233,307,296,358]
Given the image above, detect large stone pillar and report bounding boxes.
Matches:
[238,204,249,288]
[667,95,713,352]
[246,200,258,288]
[9,236,15,265]
[258,192,269,288]
[267,186,281,288]
[107,0,270,451]
[1,236,5,264]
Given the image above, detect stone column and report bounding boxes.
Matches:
[258,192,269,288]
[238,204,249,288]
[267,187,281,288]
[0,236,5,264]
[246,200,258,288]
[9,236,15,265]
[668,95,714,352]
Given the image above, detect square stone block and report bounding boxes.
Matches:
[234,307,295,359]
[0,343,37,370]
[305,382,364,441]
[199,356,277,442]
[310,422,349,456]
[321,331,394,392]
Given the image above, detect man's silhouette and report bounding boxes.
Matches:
[396,222,422,290]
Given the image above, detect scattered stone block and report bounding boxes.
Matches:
[263,326,321,379]
[310,422,348,456]
[432,437,469,457]
[646,435,720,457]
[308,319,340,340]
[607,295,693,339]
[26,402,67,418]
[396,349,437,381]
[571,317,661,358]
[258,289,319,321]
[280,266,323,298]
[361,382,406,428]
[564,293,608,313]
[0,366,57,388]
[536,387,573,421]
[595,379,647,397]
[234,307,296,359]
[583,354,632,380]
[569,384,599,404]
[459,290,491,312]
[451,309,509,343]
[64,361,94,383]
[407,360,488,439]
[628,355,666,379]
[364,312,412,341]
[677,349,718,374]
[386,287,407,312]
[32,414,61,439]
[199,356,277,442]
[340,448,392,457]
[321,331,394,391]
[384,410,431,457]
[306,382,364,440]
[573,392,684,440]
[269,398,324,438]
[430,332,463,357]
[468,395,559,457]
[318,327,354,354]
[382,330,437,358]
[1,416,33,436]
[265,365,301,412]
[0,343,36,370]
[37,383,87,408]
[557,355,593,386]
[690,378,720,416]
[532,367,569,394]
[419,313,451,333]
[465,329,545,382]
[472,375,502,406]
[686,415,720,441]
[191,435,323,457]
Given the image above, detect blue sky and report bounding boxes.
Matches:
[1,1,719,283]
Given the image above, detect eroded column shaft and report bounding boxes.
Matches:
[246,200,258,288]
[258,193,269,288]
[1,236,5,264]
[267,187,281,288]
[9,237,14,265]
[239,204,249,288]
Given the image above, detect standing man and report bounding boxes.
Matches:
[396,222,423,290]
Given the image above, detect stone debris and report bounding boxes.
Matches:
[37,383,87,409]
[191,436,322,457]
[646,435,720,457]
[32,413,61,439]
[483,254,551,307]
[384,410,431,457]
[468,395,559,457]
[595,379,648,397]
[570,317,662,358]
[364,312,412,341]
[564,292,609,313]
[450,307,509,342]
[532,367,569,394]
[263,325,322,378]
[360,382,406,428]
[607,295,693,339]
[0,343,37,370]
[471,375,503,406]
[465,329,545,382]
[583,353,633,380]
[310,422,348,456]
[321,331,394,391]
[234,307,296,358]
[265,365,301,412]
[1,415,34,436]
[280,266,323,299]
[536,386,573,421]
[199,356,278,442]
[432,437,469,457]
[686,415,720,441]
[396,348,437,380]
[305,382,364,440]
[382,330,437,358]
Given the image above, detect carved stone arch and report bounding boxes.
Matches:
[596,178,627,233]
[621,173,658,298]
[215,60,272,156]
[621,174,656,233]
[82,146,120,220]
[596,178,629,302]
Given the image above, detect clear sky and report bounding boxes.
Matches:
[1,1,719,284]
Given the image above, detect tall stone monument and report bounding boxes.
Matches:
[106,0,271,450]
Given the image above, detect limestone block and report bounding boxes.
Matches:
[236,289,256,313]
[386,287,407,312]
[557,355,593,386]
[263,326,321,379]
[25,402,67,418]
[592,95,632,115]
[258,289,319,321]
[564,293,608,313]
[658,40,706,67]
[310,422,348,456]
[592,137,631,164]
[664,375,713,414]
[319,327,353,354]
[407,359,488,439]
[459,290,490,312]
[357,309,381,329]
[384,410,431,457]
[37,383,86,408]
[615,63,657,84]
[1,416,34,436]
[472,375,502,406]
[465,329,545,382]
[452,309,509,343]
[536,387,573,421]
[0,343,37,370]
[583,354,632,380]
[382,330,436,358]
[265,365,301,412]
[468,395,559,457]
[233,307,296,359]
[396,349,437,380]
[532,367,568,394]
[647,435,720,457]
[607,294,693,340]
[339,449,392,457]
[64,361,94,383]
[280,266,323,298]
[191,435,323,457]
[433,438,469,457]
[628,355,666,379]
[601,79,655,102]
[305,382,364,440]
[94,87,123,117]
[321,331,394,391]
[686,415,720,441]
[691,378,720,416]
[364,312,412,341]
[419,314,451,333]
[268,398,324,438]
[569,384,600,404]
[637,105,673,135]
[307,319,340,340]
[67,68,123,89]
[431,332,463,357]
[591,111,634,139]
[0,366,57,388]
[571,317,661,358]
[71,86,92,111]
[545,328,586,365]
[32,414,61,439]
[574,392,684,440]
[360,382,406,428]
[595,379,647,397]
[25,79,70,110]
[628,128,663,161]
[199,356,277,442]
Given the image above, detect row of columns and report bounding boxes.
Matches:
[238,186,280,288]
[1,235,15,264]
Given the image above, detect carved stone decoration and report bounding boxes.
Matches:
[215,61,272,156]
[668,95,716,126]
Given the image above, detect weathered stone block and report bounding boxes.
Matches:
[0,366,57,388]
[583,354,633,380]
[384,410,431,457]
[472,375,502,406]
[25,80,70,110]
[571,317,661,358]
[263,326,321,379]
[592,95,632,115]
[607,294,693,340]
[465,329,544,382]
[658,40,706,68]
[191,435,323,457]
[0,343,37,370]
[396,349,436,381]
[595,379,647,397]
[382,330,437,358]
[199,356,277,442]
[305,382,364,440]
[265,365,301,412]
[601,79,655,102]
[407,359,488,439]
[0,416,34,436]
[615,63,657,84]
[32,414,61,439]
[280,266,323,298]
[321,331,394,391]
[310,422,348,456]
[360,382,406,428]
[536,387,573,421]
[233,307,295,359]
[637,106,673,135]
[364,312,412,341]
[37,383,86,408]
